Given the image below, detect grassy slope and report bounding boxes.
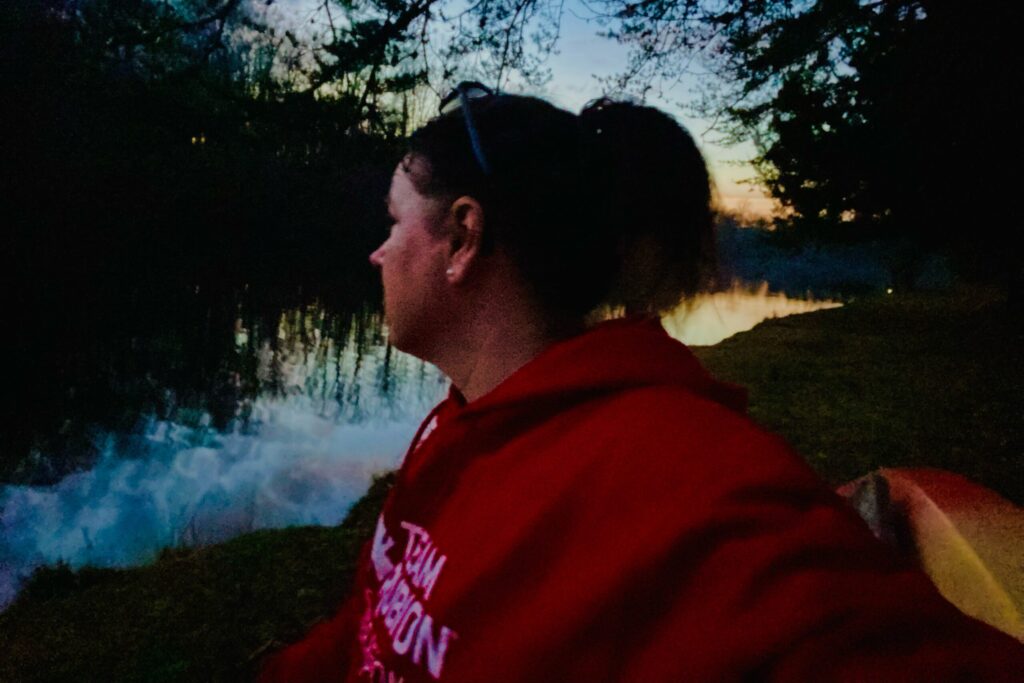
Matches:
[692,288,1021,503]
[1,290,1020,681]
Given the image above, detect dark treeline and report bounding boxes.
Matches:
[606,0,1020,294]
[4,0,1018,481]
[2,1,415,482]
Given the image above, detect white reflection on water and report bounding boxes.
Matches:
[0,318,449,610]
[0,397,433,610]
[664,282,842,346]
[0,283,838,610]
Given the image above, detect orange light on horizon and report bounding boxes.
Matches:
[716,192,782,222]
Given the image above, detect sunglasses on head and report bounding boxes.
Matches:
[439,81,497,176]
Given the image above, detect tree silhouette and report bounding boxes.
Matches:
[590,0,1017,292]
[0,0,577,479]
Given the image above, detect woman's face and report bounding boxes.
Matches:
[369,161,453,356]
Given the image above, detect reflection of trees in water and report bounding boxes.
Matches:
[4,287,445,486]
[249,303,443,427]
[2,1,458,484]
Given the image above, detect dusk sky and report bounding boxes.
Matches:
[525,10,773,218]
[274,0,775,218]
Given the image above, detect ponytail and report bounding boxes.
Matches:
[578,100,717,314]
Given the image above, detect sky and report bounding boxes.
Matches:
[272,0,776,218]
[517,10,775,218]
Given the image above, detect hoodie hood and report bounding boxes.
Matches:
[460,316,747,417]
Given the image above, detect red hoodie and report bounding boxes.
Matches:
[261,318,1023,682]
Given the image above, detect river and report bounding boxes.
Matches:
[0,283,839,610]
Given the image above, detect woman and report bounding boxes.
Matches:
[261,86,1023,681]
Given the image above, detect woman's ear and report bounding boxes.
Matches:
[446,196,485,282]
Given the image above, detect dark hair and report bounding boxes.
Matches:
[405,94,715,319]
[579,99,716,314]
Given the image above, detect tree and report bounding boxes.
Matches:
[586,0,1018,291]
[0,0,573,477]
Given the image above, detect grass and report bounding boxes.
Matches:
[1,288,1020,681]
[692,287,1022,503]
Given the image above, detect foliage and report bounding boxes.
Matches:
[1,0,410,479]
[0,0,585,479]
[584,1,1017,290]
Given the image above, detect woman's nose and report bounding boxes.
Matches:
[369,245,384,267]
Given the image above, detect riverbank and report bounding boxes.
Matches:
[695,286,1021,503]
[1,289,1020,680]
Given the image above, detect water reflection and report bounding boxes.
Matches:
[245,306,446,425]
[663,282,842,346]
[0,283,839,611]
[0,398,434,610]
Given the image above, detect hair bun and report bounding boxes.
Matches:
[577,100,716,314]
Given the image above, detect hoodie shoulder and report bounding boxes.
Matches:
[579,383,829,508]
